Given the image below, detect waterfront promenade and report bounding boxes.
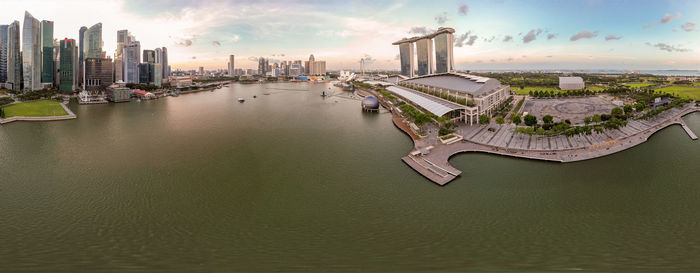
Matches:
[0,102,76,125]
[402,104,700,186]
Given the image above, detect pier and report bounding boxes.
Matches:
[680,120,698,140]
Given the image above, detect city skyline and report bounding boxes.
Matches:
[1,0,699,71]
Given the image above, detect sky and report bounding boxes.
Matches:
[2,0,699,71]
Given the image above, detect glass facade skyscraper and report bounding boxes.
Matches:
[84,23,102,59]
[23,11,42,91]
[123,43,139,83]
[415,38,433,76]
[59,39,77,92]
[161,47,168,79]
[78,26,87,86]
[0,25,8,84]
[399,43,414,77]
[41,20,54,83]
[434,32,454,74]
[6,21,21,90]
[143,50,155,64]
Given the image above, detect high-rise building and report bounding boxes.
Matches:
[0,25,8,84]
[122,43,139,83]
[307,54,326,75]
[84,23,102,59]
[52,40,60,87]
[398,42,415,77]
[198,66,204,75]
[161,47,168,80]
[41,20,54,84]
[153,63,162,87]
[434,31,454,73]
[23,11,42,91]
[143,50,155,64]
[228,55,234,76]
[138,63,152,84]
[155,48,162,65]
[415,38,433,76]
[6,21,21,90]
[114,29,129,82]
[257,57,268,76]
[59,38,77,92]
[84,57,113,91]
[78,26,87,85]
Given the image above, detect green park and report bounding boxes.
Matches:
[1,100,69,118]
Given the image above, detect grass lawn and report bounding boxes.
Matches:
[693,82,700,87]
[654,86,700,100]
[1,100,69,118]
[514,86,604,95]
[587,85,606,92]
[624,82,656,88]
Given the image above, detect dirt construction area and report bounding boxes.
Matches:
[522,97,616,125]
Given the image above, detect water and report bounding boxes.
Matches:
[1,82,699,272]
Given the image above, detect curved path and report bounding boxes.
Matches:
[400,105,700,186]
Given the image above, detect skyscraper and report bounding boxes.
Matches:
[155,48,162,65]
[6,21,21,90]
[22,11,42,91]
[0,25,8,84]
[84,57,113,91]
[228,55,235,76]
[78,26,87,86]
[143,50,155,64]
[41,20,54,84]
[415,38,433,76]
[258,57,268,76]
[434,31,454,73]
[139,63,152,84]
[59,38,77,92]
[398,42,415,77]
[307,54,326,76]
[122,43,139,83]
[161,47,168,80]
[84,23,102,59]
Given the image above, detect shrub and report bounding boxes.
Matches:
[523,114,537,126]
[479,114,490,124]
[496,117,504,124]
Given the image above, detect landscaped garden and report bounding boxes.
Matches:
[653,86,700,100]
[1,100,68,118]
[624,83,656,88]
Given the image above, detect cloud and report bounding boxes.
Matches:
[434,12,448,25]
[605,35,622,41]
[361,54,375,65]
[681,22,696,32]
[570,30,599,41]
[547,33,557,40]
[660,13,681,24]
[523,29,541,43]
[646,42,691,52]
[503,35,513,42]
[212,41,221,46]
[458,4,469,15]
[175,39,193,47]
[507,57,514,62]
[231,34,240,42]
[191,56,196,59]
[248,56,259,62]
[454,31,477,47]
[409,26,435,35]
[643,23,654,29]
[483,36,495,42]
[490,59,496,63]
[546,55,553,58]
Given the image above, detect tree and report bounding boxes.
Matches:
[496,117,505,124]
[592,114,602,123]
[611,107,623,118]
[624,104,633,114]
[511,114,522,125]
[479,114,490,124]
[635,101,645,112]
[542,115,554,124]
[584,116,592,125]
[524,114,537,126]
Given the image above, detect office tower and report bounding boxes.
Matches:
[84,23,102,59]
[78,26,87,85]
[143,50,155,64]
[398,42,415,77]
[257,57,268,76]
[161,47,168,80]
[415,38,433,76]
[53,40,60,87]
[122,43,139,83]
[6,21,20,90]
[198,66,204,75]
[153,63,162,87]
[139,63,152,84]
[59,38,77,92]
[84,57,113,91]
[228,55,234,76]
[114,29,129,82]
[307,54,326,75]
[155,48,162,65]
[434,31,454,73]
[41,20,54,83]
[0,25,7,84]
[23,11,42,91]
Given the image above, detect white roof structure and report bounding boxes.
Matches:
[400,72,503,97]
[559,76,584,84]
[386,85,464,117]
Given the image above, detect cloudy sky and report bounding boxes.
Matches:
[3,0,699,71]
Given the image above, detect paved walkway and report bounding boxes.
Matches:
[403,105,699,186]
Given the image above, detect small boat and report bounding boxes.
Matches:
[238,98,245,103]
[253,95,257,98]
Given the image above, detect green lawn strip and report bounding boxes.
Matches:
[1,100,69,118]
[624,83,656,88]
[653,86,700,100]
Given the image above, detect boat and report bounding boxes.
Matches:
[253,95,257,98]
[238,98,245,103]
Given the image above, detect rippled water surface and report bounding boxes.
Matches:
[1,83,699,272]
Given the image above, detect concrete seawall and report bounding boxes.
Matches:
[0,103,77,125]
[401,105,699,186]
